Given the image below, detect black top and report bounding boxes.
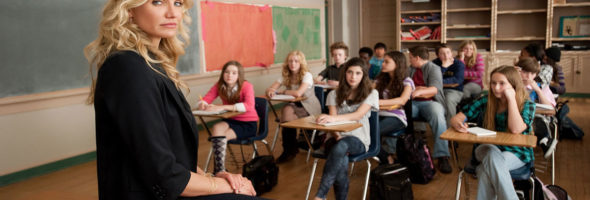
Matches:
[318,64,343,81]
[94,51,198,200]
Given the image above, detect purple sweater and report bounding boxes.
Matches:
[461,53,484,88]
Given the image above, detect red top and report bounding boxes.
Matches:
[412,68,433,101]
[202,81,259,122]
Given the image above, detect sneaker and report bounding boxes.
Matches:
[276,150,298,164]
[539,137,557,159]
[464,161,477,175]
[438,157,452,174]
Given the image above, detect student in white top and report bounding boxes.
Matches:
[265,51,321,163]
[313,57,378,200]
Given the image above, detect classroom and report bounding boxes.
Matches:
[1,0,589,199]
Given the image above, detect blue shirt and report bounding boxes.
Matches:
[369,56,384,79]
[432,58,465,91]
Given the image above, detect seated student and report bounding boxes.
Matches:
[544,47,566,95]
[408,45,452,173]
[457,40,485,99]
[359,47,373,67]
[266,51,321,163]
[315,42,349,87]
[520,43,553,87]
[197,61,258,174]
[450,66,535,200]
[313,57,378,200]
[433,44,465,121]
[516,58,557,159]
[374,51,414,164]
[368,42,387,79]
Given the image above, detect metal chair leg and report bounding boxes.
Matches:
[271,125,280,151]
[305,158,320,200]
[252,143,259,159]
[455,170,464,200]
[349,163,355,176]
[530,177,535,200]
[361,160,371,200]
[306,130,317,163]
[204,146,213,173]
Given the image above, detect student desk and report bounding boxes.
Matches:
[536,108,556,116]
[314,84,337,90]
[443,83,460,88]
[281,116,362,162]
[192,110,244,136]
[258,95,308,151]
[379,104,401,111]
[441,128,537,199]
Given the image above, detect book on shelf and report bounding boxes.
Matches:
[410,26,432,40]
[467,127,496,137]
[401,31,416,40]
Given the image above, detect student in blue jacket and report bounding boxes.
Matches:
[433,44,465,121]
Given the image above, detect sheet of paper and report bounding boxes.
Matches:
[271,94,295,100]
[467,127,496,136]
[316,120,356,127]
[192,110,228,115]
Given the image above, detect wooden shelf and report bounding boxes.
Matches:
[447,24,491,29]
[447,37,491,41]
[497,37,545,41]
[401,22,441,26]
[447,7,491,13]
[553,2,590,7]
[401,9,441,14]
[497,9,546,14]
[552,37,590,41]
[401,40,441,43]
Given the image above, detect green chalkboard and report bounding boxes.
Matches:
[272,7,321,63]
[0,0,200,98]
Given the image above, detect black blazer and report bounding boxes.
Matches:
[94,51,199,200]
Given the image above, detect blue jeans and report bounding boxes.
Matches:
[475,144,525,200]
[316,136,366,200]
[412,100,450,158]
[379,116,406,154]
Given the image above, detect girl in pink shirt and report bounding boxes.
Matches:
[457,40,485,99]
[197,61,258,174]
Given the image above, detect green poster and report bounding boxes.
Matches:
[273,6,322,63]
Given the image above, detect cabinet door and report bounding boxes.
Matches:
[577,55,590,94]
[558,55,577,93]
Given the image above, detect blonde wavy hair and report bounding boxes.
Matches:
[84,0,194,104]
[281,51,309,89]
[457,40,478,67]
[484,65,528,131]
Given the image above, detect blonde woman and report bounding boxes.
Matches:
[457,40,484,99]
[86,0,260,199]
[265,51,321,163]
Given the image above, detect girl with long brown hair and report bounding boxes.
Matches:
[374,51,414,164]
[313,57,378,200]
[197,61,258,175]
[450,66,535,200]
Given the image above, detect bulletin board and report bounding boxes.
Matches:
[199,1,324,72]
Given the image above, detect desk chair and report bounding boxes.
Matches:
[305,111,380,200]
[455,157,535,200]
[204,97,271,172]
[314,86,328,114]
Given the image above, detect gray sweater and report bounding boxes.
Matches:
[409,61,446,104]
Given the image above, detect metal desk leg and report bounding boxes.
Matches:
[268,100,281,151]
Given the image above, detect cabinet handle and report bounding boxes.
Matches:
[576,70,581,75]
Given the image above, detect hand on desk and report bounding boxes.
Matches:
[204,105,225,112]
[315,114,335,124]
[216,171,256,196]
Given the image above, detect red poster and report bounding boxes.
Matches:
[201,2,274,71]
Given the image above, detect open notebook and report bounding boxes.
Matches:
[192,110,228,115]
[315,120,357,127]
[467,127,496,136]
[271,94,295,100]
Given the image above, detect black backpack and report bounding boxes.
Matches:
[242,155,278,196]
[556,101,584,140]
[396,132,435,184]
[369,163,414,200]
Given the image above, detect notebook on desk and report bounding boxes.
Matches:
[467,127,496,136]
[192,110,228,115]
[315,120,357,127]
[271,94,295,100]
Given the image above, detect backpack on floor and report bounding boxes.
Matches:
[556,101,584,140]
[396,132,435,184]
[242,155,278,196]
[533,177,569,200]
[369,163,414,200]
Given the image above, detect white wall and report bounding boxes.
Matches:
[330,0,361,60]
